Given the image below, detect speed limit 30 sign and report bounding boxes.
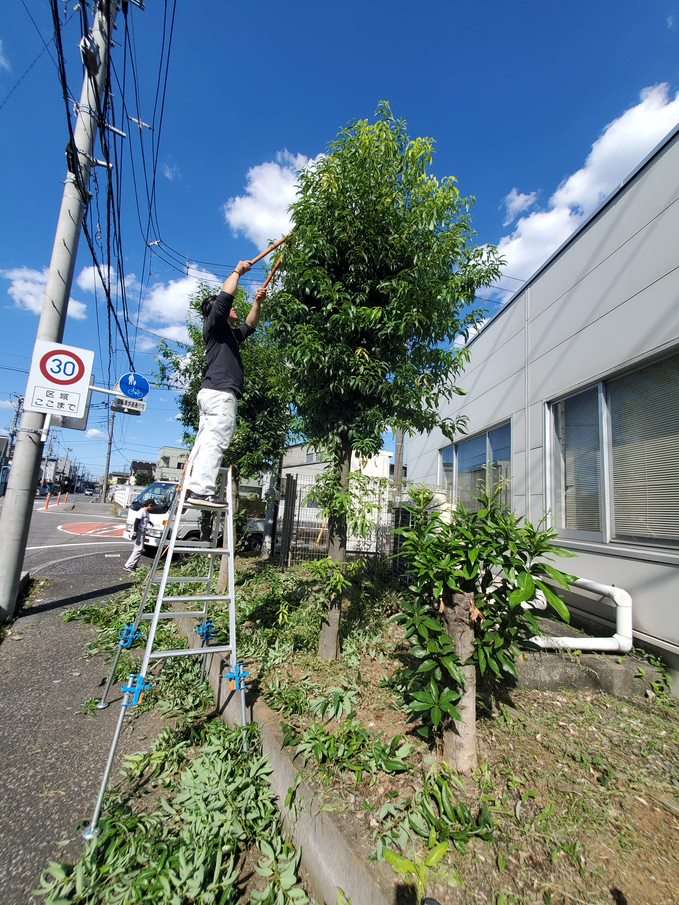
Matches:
[25,341,94,420]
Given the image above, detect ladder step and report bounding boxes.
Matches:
[151,575,212,584]
[140,610,207,621]
[171,546,232,555]
[148,643,233,660]
[162,594,233,603]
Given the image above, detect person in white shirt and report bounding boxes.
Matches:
[124,499,154,572]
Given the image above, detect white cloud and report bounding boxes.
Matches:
[502,188,537,226]
[550,84,679,214]
[0,267,87,320]
[136,265,215,347]
[497,206,582,284]
[142,264,218,329]
[497,83,679,284]
[162,162,180,182]
[667,14,676,30]
[0,39,10,72]
[76,265,138,296]
[151,324,191,344]
[137,335,157,353]
[0,399,16,410]
[86,428,105,439]
[224,150,312,248]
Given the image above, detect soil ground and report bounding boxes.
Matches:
[260,624,679,905]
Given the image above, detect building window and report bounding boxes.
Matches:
[552,387,602,535]
[305,447,325,465]
[440,422,511,511]
[441,445,454,489]
[457,434,487,510]
[608,354,679,544]
[550,351,679,547]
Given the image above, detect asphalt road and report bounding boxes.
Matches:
[19,494,154,577]
[0,495,161,904]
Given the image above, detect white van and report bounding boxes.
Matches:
[124,481,265,552]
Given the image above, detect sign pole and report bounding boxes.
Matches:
[0,1,120,621]
[101,408,116,505]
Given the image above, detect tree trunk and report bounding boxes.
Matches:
[262,458,282,559]
[441,590,477,774]
[318,442,351,660]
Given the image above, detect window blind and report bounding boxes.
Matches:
[489,423,512,509]
[609,354,679,543]
[554,388,601,532]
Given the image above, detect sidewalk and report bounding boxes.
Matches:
[0,552,157,904]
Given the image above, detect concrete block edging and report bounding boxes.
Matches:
[176,617,399,905]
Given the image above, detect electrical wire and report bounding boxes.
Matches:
[17,0,59,71]
[48,0,135,373]
[0,4,78,113]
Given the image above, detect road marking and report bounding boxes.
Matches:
[33,509,123,519]
[29,549,137,574]
[26,541,130,551]
[57,521,126,538]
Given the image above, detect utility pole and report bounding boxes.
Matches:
[100,408,116,503]
[0,1,120,621]
[8,395,24,461]
[393,428,405,492]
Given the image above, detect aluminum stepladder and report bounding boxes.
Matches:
[84,465,247,840]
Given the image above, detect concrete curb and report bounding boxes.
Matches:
[176,617,401,905]
[515,648,662,699]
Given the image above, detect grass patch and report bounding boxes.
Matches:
[210,558,679,904]
[36,720,309,905]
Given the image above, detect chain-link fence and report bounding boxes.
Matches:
[271,473,453,569]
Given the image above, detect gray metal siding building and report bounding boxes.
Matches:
[407,126,679,674]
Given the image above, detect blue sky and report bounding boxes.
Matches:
[1,0,679,477]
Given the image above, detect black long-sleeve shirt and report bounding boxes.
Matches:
[201,291,255,397]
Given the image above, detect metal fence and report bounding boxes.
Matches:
[272,473,452,568]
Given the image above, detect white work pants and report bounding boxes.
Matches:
[185,388,238,496]
[125,540,144,571]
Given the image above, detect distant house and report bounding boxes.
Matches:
[107,471,129,487]
[281,442,392,480]
[155,446,189,482]
[130,460,155,486]
[407,123,679,688]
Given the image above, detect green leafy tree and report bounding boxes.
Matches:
[158,285,294,481]
[268,103,502,658]
[396,487,575,772]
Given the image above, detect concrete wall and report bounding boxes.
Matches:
[408,130,679,664]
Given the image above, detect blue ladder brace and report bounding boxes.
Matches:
[225,662,250,745]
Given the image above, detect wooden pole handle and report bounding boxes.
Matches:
[248,235,287,266]
[261,258,282,291]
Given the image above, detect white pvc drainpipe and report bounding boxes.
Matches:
[530,577,633,653]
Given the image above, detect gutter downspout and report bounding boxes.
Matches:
[530,577,633,653]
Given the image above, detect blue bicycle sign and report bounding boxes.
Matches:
[119,372,150,400]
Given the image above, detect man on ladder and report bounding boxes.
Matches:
[185,260,267,510]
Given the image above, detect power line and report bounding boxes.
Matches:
[17,0,59,71]
[49,0,135,371]
[0,4,77,113]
